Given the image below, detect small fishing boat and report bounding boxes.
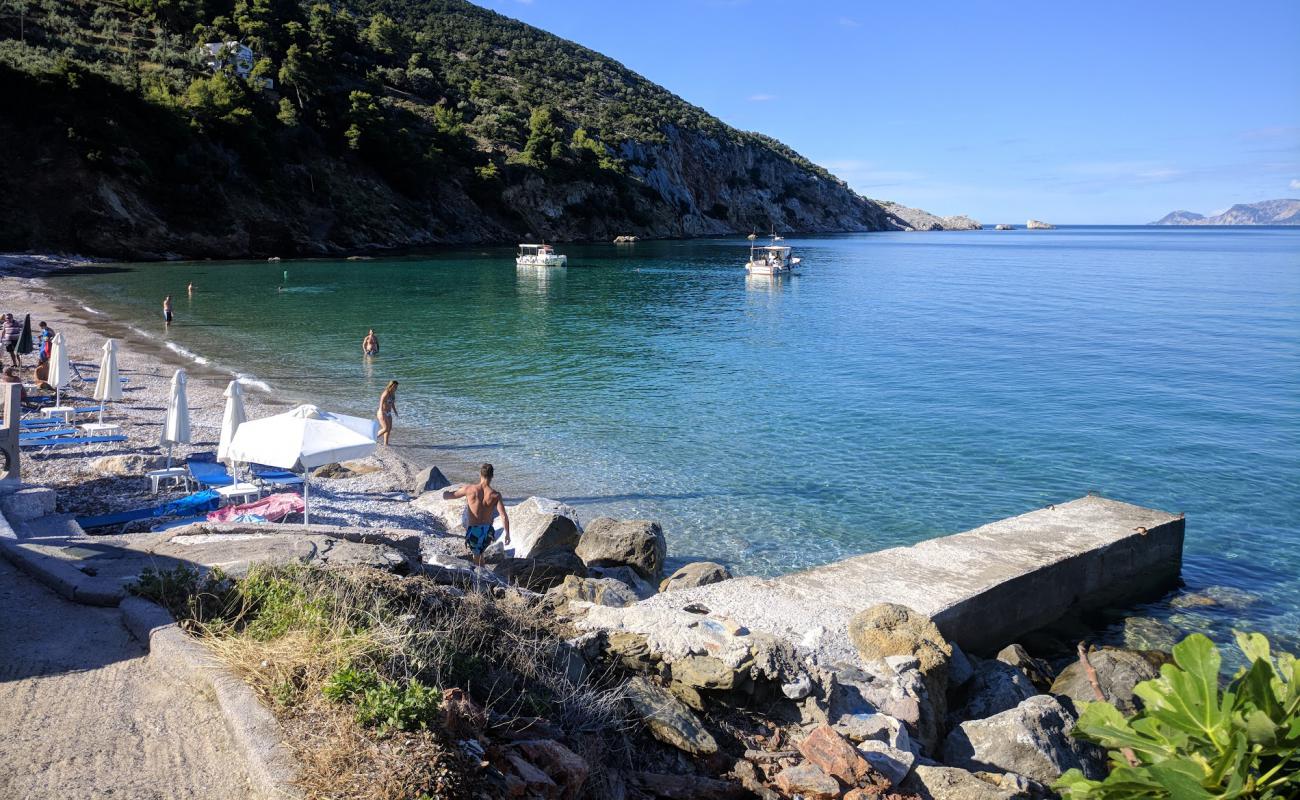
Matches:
[516,243,567,267]
[745,235,800,276]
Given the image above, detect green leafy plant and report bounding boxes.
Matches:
[322,664,380,703]
[1056,632,1299,799]
[354,677,442,733]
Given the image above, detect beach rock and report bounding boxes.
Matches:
[782,672,813,700]
[1049,647,1164,715]
[506,497,582,559]
[586,565,657,599]
[995,644,1055,691]
[504,753,557,798]
[950,660,1038,724]
[833,712,911,751]
[659,561,732,593]
[312,462,352,478]
[412,465,451,497]
[941,695,1103,783]
[89,453,167,476]
[494,550,587,591]
[856,738,915,786]
[773,763,840,798]
[512,739,589,799]
[605,631,660,673]
[550,574,639,608]
[153,533,411,576]
[832,661,941,755]
[847,604,951,680]
[1025,219,1055,229]
[1170,585,1259,611]
[624,677,718,755]
[575,517,666,581]
[948,642,975,688]
[670,654,739,691]
[902,765,1021,800]
[798,724,876,786]
[411,490,470,535]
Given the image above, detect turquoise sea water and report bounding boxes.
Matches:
[53,227,1300,651]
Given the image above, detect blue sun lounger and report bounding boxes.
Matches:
[19,427,77,440]
[76,490,221,531]
[21,434,127,449]
[187,456,234,488]
[251,464,304,488]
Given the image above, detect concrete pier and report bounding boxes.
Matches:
[632,495,1184,658]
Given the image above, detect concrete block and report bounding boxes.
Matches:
[0,486,57,523]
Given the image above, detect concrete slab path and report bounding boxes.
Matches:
[0,555,251,799]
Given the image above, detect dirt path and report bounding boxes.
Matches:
[0,556,252,799]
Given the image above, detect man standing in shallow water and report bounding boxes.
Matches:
[443,463,511,565]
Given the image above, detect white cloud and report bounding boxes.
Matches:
[1290,179,1300,190]
[748,93,776,102]
[837,17,860,28]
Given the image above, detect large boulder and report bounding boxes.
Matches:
[773,764,840,799]
[847,604,951,680]
[504,497,582,559]
[659,561,732,593]
[941,695,1103,784]
[1049,647,1164,715]
[411,465,451,497]
[624,677,717,755]
[855,739,915,787]
[549,574,639,608]
[575,517,667,581]
[831,661,943,756]
[494,550,586,591]
[902,765,1022,800]
[995,644,1055,691]
[586,565,657,599]
[950,660,1038,724]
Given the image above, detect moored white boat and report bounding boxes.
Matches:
[745,242,800,276]
[516,243,567,267]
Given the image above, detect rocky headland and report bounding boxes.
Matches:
[1149,199,1300,226]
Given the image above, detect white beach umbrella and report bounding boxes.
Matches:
[225,404,378,525]
[47,331,71,407]
[92,338,123,423]
[159,368,191,468]
[217,380,246,467]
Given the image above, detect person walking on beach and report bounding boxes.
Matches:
[37,321,54,363]
[443,463,511,565]
[1,314,20,367]
[362,329,379,356]
[376,380,398,445]
[162,295,174,325]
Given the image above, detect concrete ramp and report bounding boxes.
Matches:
[637,496,1183,659]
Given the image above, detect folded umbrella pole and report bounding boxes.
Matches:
[159,369,191,468]
[93,339,123,424]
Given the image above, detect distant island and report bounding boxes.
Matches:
[1149,199,1300,226]
[0,0,974,259]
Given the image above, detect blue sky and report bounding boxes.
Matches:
[475,0,1300,224]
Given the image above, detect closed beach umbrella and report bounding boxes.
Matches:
[226,404,378,525]
[217,380,246,467]
[93,338,122,423]
[16,314,33,356]
[160,368,191,467]
[48,331,71,407]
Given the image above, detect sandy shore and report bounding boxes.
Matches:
[2,257,442,533]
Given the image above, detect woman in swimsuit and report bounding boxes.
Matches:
[377,380,398,445]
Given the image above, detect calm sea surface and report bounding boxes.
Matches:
[53,227,1300,652]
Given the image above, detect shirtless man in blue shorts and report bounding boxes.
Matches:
[443,463,511,565]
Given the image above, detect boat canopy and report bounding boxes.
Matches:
[518,243,554,251]
[755,245,792,254]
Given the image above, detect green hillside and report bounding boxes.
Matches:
[0,0,908,257]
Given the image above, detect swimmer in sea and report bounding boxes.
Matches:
[362,329,379,356]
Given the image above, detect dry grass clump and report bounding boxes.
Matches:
[140,564,632,800]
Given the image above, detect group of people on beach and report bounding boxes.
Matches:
[2,312,59,404]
